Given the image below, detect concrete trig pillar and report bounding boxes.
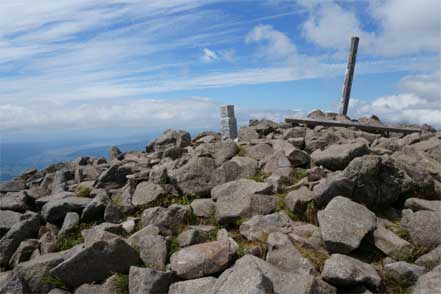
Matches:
[220,105,238,139]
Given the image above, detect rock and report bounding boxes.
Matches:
[312,172,354,208]
[35,191,76,210]
[0,271,29,293]
[286,148,310,167]
[404,198,441,213]
[50,238,140,288]
[14,251,65,293]
[8,239,40,268]
[81,190,109,222]
[289,223,325,250]
[177,229,208,247]
[95,163,131,190]
[128,228,167,270]
[215,192,276,224]
[195,139,239,166]
[132,182,167,207]
[40,230,58,255]
[170,240,233,279]
[413,265,441,294]
[109,146,123,161]
[146,129,191,153]
[240,212,295,242]
[263,150,293,178]
[238,126,260,141]
[211,179,272,201]
[128,266,178,294]
[169,277,217,294]
[384,261,428,283]
[190,199,215,218]
[321,254,381,289]
[141,205,191,235]
[246,143,274,160]
[266,232,316,275]
[169,157,224,197]
[121,218,137,234]
[104,203,125,224]
[0,179,26,193]
[59,212,80,236]
[311,142,369,171]
[0,210,26,237]
[81,223,126,244]
[284,186,315,215]
[74,274,119,294]
[222,156,258,182]
[401,210,441,247]
[371,222,413,260]
[42,197,91,224]
[317,196,376,253]
[52,169,72,193]
[416,245,441,269]
[0,191,32,212]
[343,155,403,210]
[213,254,336,294]
[0,213,40,267]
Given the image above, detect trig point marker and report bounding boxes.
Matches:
[220,105,238,139]
[339,36,359,116]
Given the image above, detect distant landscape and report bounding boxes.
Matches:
[0,139,147,183]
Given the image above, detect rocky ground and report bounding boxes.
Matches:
[1,109,440,294]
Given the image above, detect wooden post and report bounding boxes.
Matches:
[339,37,359,116]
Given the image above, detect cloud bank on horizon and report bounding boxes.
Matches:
[0,0,440,141]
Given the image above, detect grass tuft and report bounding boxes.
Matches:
[42,276,66,289]
[304,201,318,225]
[383,272,412,294]
[76,186,92,198]
[294,244,329,272]
[113,273,129,294]
[386,221,411,242]
[395,245,433,263]
[292,168,308,184]
[168,236,180,258]
[247,171,270,183]
[237,146,247,157]
[55,231,84,252]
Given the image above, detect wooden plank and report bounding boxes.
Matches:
[339,37,359,115]
[285,118,422,134]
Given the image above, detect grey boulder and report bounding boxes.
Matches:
[384,261,428,283]
[416,245,441,269]
[169,277,217,294]
[211,179,272,201]
[128,227,167,270]
[129,266,178,294]
[141,205,191,235]
[317,196,376,253]
[401,210,441,247]
[413,265,441,294]
[311,142,369,171]
[42,197,91,224]
[132,181,166,207]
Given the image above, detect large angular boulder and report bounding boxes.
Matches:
[343,155,404,210]
[128,227,167,270]
[129,266,178,294]
[81,190,110,221]
[215,193,276,224]
[141,205,191,235]
[0,210,26,237]
[311,142,369,171]
[321,254,381,289]
[263,150,293,178]
[59,212,79,236]
[146,129,191,153]
[8,239,39,268]
[0,213,40,267]
[194,139,239,166]
[190,199,215,218]
[317,196,376,253]
[384,261,428,283]
[284,186,315,215]
[246,143,274,160]
[371,221,413,259]
[0,179,26,193]
[94,163,131,190]
[312,172,354,208]
[42,197,91,224]
[211,179,272,201]
[35,191,76,210]
[50,238,140,288]
[401,210,441,247]
[170,240,233,279]
[74,274,119,294]
[169,157,225,196]
[169,277,217,294]
[132,181,167,207]
[221,156,258,181]
[14,251,69,293]
[266,232,316,275]
[212,255,336,294]
[0,191,33,212]
[240,212,295,242]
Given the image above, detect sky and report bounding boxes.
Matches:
[0,0,440,143]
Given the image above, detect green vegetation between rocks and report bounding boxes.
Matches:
[247,170,270,183]
[292,168,308,184]
[42,276,66,290]
[113,273,129,294]
[76,186,92,198]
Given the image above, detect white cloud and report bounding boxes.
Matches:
[350,71,441,127]
[201,48,218,63]
[246,25,296,61]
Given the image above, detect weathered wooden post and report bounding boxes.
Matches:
[220,105,238,139]
[339,36,359,116]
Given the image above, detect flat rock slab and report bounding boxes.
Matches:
[170,240,233,279]
[404,198,441,213]
[318,196,376,253]
[311,142,369,171]
[169,277,217,294]
[132,181,166,207]
[321,254,381,289]
[240,212,295,242]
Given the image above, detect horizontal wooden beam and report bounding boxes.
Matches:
[285,118,422,134]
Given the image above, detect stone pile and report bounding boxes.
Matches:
[1,110,441,294]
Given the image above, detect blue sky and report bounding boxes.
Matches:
[0,0,440,143]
